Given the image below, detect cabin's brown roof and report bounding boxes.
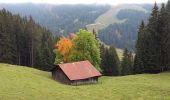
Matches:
[58,60,102,80]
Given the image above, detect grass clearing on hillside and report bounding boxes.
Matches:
[116,48,135,61]
[116,48,124,60]
[94,4,149,30]
[0,63,170,100]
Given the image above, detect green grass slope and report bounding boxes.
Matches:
[86,4,149,32]
[116,48,135,61]
[95,4,148,28]
[0,63,170,100]
[116,48,124,60]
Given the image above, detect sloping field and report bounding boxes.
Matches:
[0,63,170,100]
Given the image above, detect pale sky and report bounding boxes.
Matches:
[0,0,167,5]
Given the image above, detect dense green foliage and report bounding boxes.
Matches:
[133,21,145,74]
[100,45,120,75]
[69,29,101,69]
[134,1,170,73]
[121,48,133,75]
[166,1,170,70]
[54,29,101,69]
[1,63,170,100]
[0,9,55,71]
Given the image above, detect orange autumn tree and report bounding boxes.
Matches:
[54,34,77,64]
[55,36,73,63]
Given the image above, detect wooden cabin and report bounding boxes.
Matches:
[51,60,102,85]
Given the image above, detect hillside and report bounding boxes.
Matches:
[0,63,170,100]
[87,4,151,32]
[0,3,110,36]
[0,3,152,50]
[97,4,152,50]
[95,4,149,29]
[116,48,124,60]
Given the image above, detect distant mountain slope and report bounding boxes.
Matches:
[87,4,152,50]
[99,7,151,50]
[87,4,153,50]
[95,4,149,29]
[0,63,170,99]
[0,3,153,50]
[86,4,152,31]
[0,3,110,36]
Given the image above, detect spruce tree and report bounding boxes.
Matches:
[0,9,17,64]
[0,9,55,71]
[135,1,170,72]
[165,0,170,70]
[144,2,160,72]
[133,21,145,74]
[100,44,106,71]
[36,31,55,71]
[121,48,133,75]
[100,45,120,76]
[158,3,168,71]
[133,55,144,74]
[13,15,25,65]
[121,48,129,75]
[128,51,134,74]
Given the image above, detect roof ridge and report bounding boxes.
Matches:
[57,60,102,80]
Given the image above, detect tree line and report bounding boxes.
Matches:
[100,45,133,76]
[134,1,170,73]
[1,1,170,76]
[0,9,55,71]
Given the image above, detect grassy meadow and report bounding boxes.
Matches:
[0,63,170,100]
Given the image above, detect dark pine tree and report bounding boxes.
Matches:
[36,30,55,71]
[128,51,134,74]
[0,9,17,64]
[100,45,120,76]
[133,21,145,74]
[121,48,133,75]
[0,9,55,71]
[157,3,169,71]
[135,1,170,73]
[144,2,160,73]
[165,0,170,70]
